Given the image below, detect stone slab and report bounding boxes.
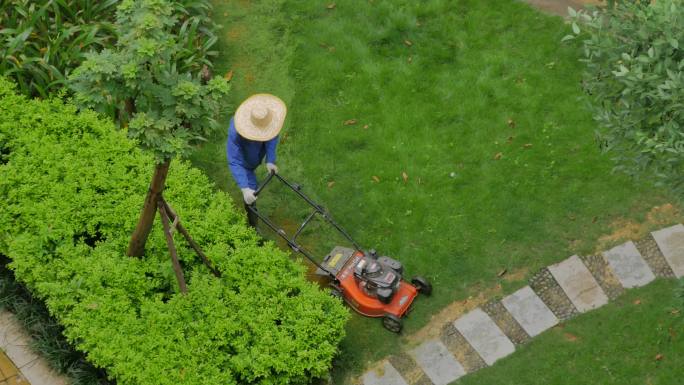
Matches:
[635,236,675,278]
[529,268,578,321]
[453,308,515,366]
[482,300,530,345]
[363,361,409,385]
[502,286,558,337]
[603,241,655,288]
[580,254,625,301]
[652,224,684,278]
[0,310,69,385]
[0,312,39,368]
[548,255,608,312]
[410,340,465,385]
[440,323,487,373]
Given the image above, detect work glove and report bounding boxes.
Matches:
[241,188,257,205]
[266,162,278,174]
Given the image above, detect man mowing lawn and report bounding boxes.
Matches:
[226,94,287,227]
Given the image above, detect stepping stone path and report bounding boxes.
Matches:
[361,223,684,385]
[410,340,465,385]
[548,255,608,312]
[453,309,515,366]
[652,224,684,278]
[501,286,558,338]
[602,241,655,288]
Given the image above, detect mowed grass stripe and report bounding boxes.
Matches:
[194,0,684,382]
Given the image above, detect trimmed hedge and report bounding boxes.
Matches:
[0,77,348,385]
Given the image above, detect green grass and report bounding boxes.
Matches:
[460,279,684,385]
[191,0,684,382]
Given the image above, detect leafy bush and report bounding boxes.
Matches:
[0,0,219,98]
[0,0,117,97]
[564,1,684,191]
[70,0,229,162]
[0,77,348,385]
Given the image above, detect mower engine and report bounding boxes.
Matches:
[354,250,404,304]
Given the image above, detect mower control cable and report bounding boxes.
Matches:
[247,172,363,278]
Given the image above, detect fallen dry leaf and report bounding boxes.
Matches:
[326,3,336,9]
[494,152,503,160]
[318,43,336,52]
[671,309,680,315]
[343,119,358,126]
[363,124,369,129]
[633,299,642,305]
[507,118,516,128]
[404,39,413,47]
[523,143,532,149]
[655,354,663,361]
[327,181,335,188]
[564,332,578,342]
[497,268,507,277]
[224,70,234,81]
[402,172,408,183]
[507,135,514,143]
[372,175,380,183]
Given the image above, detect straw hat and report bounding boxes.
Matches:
[234,94,287,141]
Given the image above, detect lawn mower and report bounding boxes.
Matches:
[248,172,431,333]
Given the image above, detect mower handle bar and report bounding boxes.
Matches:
[247,171,363,275]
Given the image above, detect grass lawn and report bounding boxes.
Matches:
[459,279,684,385]
[191,0,684,382]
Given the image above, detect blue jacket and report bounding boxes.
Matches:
[226,117,279,189]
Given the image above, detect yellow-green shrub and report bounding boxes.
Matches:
[0,77,348,385]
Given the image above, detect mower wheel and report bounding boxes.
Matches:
[411,276,432,296]
[382,314,403,333]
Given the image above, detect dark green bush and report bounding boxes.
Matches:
[0,77,348,385]
[0,0,219,98]
[0,0,118,98]
[564,1,684,191]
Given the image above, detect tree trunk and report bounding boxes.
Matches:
[127,159,171,257]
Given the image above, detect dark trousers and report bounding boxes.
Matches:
[244,203,258,228]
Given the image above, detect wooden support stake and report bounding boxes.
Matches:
[158,200,188,294]
[162,199,221,278]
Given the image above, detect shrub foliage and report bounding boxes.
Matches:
[0,77,348,385]
[565,1,684,191]
[70,0,229,159]
[0,0,219,99]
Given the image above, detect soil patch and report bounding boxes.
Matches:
[520,0,603,16]
[596,203,682,251]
